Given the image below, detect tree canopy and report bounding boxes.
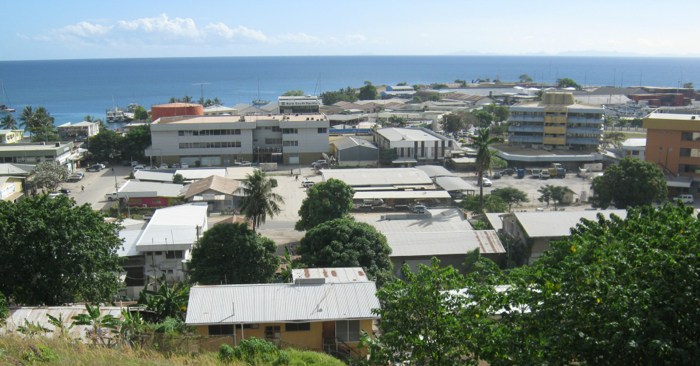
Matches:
[320,87,358,105]
[88,129,123,162]
[297,218,392,283]
[379,148,398,166]
[519,74,533,82]
[440,113,465,134]
[470,128,503,207]
[590,156,667,209]
[537,184,571,209]
[0,114,18,130]
[473,110,494,127]
[557,77,580,89]
[491,187,529,211]
[295,179,355,231]
[387,115,407,127]
[358,83,378,100]
[133,106,149,121]
[32,161,70,192]
[237,170,284,230]
[282,90,304,96]
[0,195,123,305]
[19,106,57,142]
[462,194,507,214]
[189,223,279,285]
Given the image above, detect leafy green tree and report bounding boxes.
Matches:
[497,204,700,365]
[237,170,284,231]
[432,83,449,90]
[32,161,70,191]
[72,303,121,346]
[462,194,507,214]
[493,106,510,122]
[24,106,57,142]
[189,223,279,285]
[295,178,355,231]
[388,114,407,127]
[361,258,497,366]
[120,124,151,163]
[440,113,465,134]
[282,90,304,96]
[0,291,8,326]
[320,87,358,105]
[473,110,494,127]
[590,156,667,209]
[137,274,190,321]
[470,128,503,207]
[683,82,694,89]
[172,173,184,184]
[88,129,123,162]
[0,195,123,305]
[411,96,422,103]
[429,94,440,101]
[519,74,533,82]
[297,218,392,283]
[491,187,529,211]
[378,148,398,166]
[557,77,580,89]
[133,106,149,121]
[0,114,18,129]
[630,117,644,127]
[18,106,37,136]
[537,184,570,209]
[604,131,626,150]
[358,83,378,100]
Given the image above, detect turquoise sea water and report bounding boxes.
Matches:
[0,56,698,125]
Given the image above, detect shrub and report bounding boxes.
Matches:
[235,337,279,365]
[269,178,278,188]
[219,344,236,364]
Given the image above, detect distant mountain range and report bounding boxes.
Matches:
[445,50,700,58]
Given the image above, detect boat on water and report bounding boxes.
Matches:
[252,79,269,106]
[0,81,14,114]
[106,101,140,123]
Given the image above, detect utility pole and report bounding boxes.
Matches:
[112,168,120,217]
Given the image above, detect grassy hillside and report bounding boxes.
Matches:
[0,336,346,366]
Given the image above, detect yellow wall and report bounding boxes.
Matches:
[0,130,24,144]
[543,136,566,145]
[0,177,23,202]
[644,116,700,132]
[196,319,374,357]
[543,126,567,134]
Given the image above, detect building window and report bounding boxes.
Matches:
[679,164,700,174]
[336,320,361,342]
[165,251,183,259]
[283,141,299,147]
[282,128,298,134]
[208,324,234,335]
[272,126,281,132]
[265,138,283,144]
[681,132,700,141]
[318,128,327,133]
[285,323,311,332]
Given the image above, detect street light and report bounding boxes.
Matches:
[112,168,120,217]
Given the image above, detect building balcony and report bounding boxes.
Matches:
[567,116,604,124]
[543,136,566,145]
[509,135,544,143]
[566,137,601,145]
[544,116,568,124]
[510,115,544,123]
[543,126,567,134]
[567,127,604,135]
[509,125,544,133]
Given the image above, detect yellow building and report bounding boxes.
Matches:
[185,277,380,359]
[0,130,24,144]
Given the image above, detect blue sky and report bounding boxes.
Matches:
[2,0,699,61]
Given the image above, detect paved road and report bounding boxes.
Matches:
[60,165,132,211]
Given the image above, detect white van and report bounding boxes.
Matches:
[675,194,694,204]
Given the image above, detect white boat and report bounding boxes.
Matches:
[106,100,140,123]
[252,79,269,106]
[0,81,14,114]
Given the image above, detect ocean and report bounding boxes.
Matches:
[0,56,698,126]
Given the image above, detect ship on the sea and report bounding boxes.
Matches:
[106,101,140,123]
[0,81,15,114]
[251,79,269,106]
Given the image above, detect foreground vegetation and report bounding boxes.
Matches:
[0,336,345,366]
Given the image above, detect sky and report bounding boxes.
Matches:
[2,0,700,61]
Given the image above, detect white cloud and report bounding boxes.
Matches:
[276,32,323,44]
[522,36,534,41]
[346,34,367,42]
[204,23,268,43]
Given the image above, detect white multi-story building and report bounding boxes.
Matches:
[372,127,456,165]
[278,95,321,114]
[146,114,329,166]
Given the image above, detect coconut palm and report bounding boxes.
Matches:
[18,106,37,132]
[470,128,503,208]
[237,169,284,231]
[0,114,17,129]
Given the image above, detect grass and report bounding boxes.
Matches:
[0,336,346,366]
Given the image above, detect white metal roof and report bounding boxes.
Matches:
[322,168,433,186]
[383,231,504,257]
[353,191,451,200]
[3,306,124,341]
[135,204,208,252]
[414,165,454,177]
[621,138,646,148]
[514,209,627,238]
[292,268,369,283]
[176,168,227,180]
[435,176,477,192]
[376,127,444,142]
[117,218,148,257]
[134,170,174,182]
[185,282,380,325]
[118,180,185,198]
[484,213,507,231]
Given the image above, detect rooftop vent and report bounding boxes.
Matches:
[295,278,325,285]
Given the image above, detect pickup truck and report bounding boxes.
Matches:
[301,180,315,188]
[105,193,119,201]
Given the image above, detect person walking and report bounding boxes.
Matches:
[295,175,299,181]
[81,185,85,192]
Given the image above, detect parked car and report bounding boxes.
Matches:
[59,188,71,195]
[67,172,84,182]
[301,180,315,188]
[491,172,502,179]
[48,192,63,199]
[501,168,514,176]
[172,163,181,168]
[180,163,189,169]
[540,171,551,179]
[411,204,427,213]
[86,164,102,172]
[133,164,146,172]
[160,163,169,169]
[675,194,694,204]
[239,161,252,166]
[100,162,110,168]
[311,159,327,167]
[481,178,492,187]
[105,193,119,201]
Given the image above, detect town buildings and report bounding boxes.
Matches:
[372,127,457,166]
[145,114,329,166]
[329,136,378,166]
[508,92,605,151]
[644,111,700,196]
[278,95,321,114]
[0,129,24,144]
[56,121,100,140]
[0,142,80,171]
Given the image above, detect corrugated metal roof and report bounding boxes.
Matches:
[484,213,507,231]
[136,204,208,252]
[331,137,378,150]
[353,191,451,199]
[415,165,454,177]
[185,282,380,325]
[176,168,227,180]
[322,168,433,186]
[292,268,369,283]
[435,176,476,192]
[2,306,125,341]
[384,231,504,256]
[118,180,185,198]
[376,127,445,142]
[185,175,240,199]
[133,170,174,182]
[514,209,627,238]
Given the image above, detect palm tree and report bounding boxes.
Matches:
[237,170,284,231]
[0,114,17,129]
[470,128,503,208]
[72,303,121,346]
[19,105,36,133]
